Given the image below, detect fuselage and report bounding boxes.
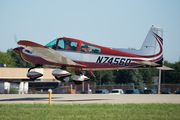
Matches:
[13,37,162,71]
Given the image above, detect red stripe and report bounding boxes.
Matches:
[153,32,163,45]
[52,73,71,77]
[84,77,89,80]
[27,74,42,78]
[131,55,163,64]
[149,55,163,62]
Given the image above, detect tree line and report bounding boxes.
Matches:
[0,49,34,68]
[0,49,180,86]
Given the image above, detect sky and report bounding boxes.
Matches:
[0,0,179,63]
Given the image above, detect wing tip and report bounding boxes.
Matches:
[18,40,45,48]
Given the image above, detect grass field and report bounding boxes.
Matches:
[0,103,180,120]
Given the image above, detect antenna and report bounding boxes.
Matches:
[111,39,119,48]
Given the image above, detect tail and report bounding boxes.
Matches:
[131,26,172,70]
[113,25,163,66]
[139,25,163,65]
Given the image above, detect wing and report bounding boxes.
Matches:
[18,40,86,67]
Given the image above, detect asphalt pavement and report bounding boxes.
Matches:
[0,94,180,104]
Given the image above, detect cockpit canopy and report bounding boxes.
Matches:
[45,38,101,53]
[45,39,58,49]
[45,38,77,51]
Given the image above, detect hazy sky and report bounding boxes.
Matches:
[0,0,179,63]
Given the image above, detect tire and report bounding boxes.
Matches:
[55,76,65,81]
[73,81,82,85]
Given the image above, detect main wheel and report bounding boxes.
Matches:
[30,75,43,81]
[55,76,66,81]
[30,77,36,81]
[73,81,82,85]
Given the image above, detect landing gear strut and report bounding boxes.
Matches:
[28,64,43,72]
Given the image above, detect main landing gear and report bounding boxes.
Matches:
[52,69,90,85]
[52,68,71,81]
[27,65,91,85]
[26,64,43,80]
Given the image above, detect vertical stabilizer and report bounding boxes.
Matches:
[140,25,163,65]
[112,25,164,65]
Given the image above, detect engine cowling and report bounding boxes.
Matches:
[27,71,43,80]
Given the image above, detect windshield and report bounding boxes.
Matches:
[161,91,169,94]
[144,90,152,94]
[45,39,58,50]
[126,90,134,94]
[111,90,119,93]
[95,90,103,93]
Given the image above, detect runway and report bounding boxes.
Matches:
[0,94,180,104]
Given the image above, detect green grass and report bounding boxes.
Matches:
[0,103,180,120]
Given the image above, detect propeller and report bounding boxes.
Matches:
[13,34,27,66]
[14,34,19,47]
[13,34,22,55]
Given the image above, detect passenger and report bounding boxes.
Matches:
[82,47,92,52]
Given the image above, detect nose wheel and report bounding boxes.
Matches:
[73,81,82,85]
[71,70,89,85]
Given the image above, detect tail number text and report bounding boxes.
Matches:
[96,56,131,66]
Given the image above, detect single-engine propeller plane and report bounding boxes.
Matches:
[13,25,172,85]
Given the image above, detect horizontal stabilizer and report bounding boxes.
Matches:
[156,65,174,70]
[132,59,174,70]
[131,59,160,66]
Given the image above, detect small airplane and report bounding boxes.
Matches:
[13,25,172,85]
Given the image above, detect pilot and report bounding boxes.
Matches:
[64,40,72,50]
